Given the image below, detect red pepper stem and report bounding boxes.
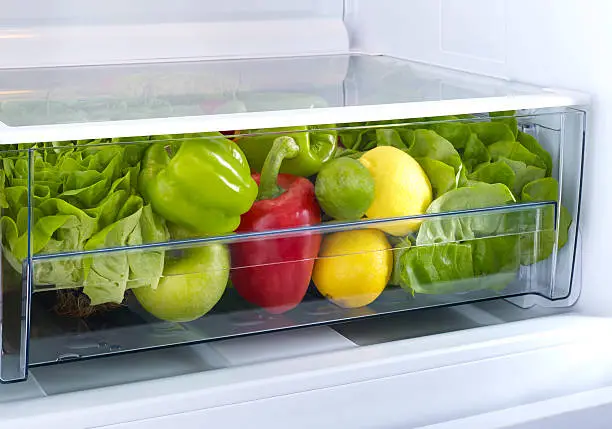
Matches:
[257,136,300,201]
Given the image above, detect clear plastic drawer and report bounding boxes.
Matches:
[0,109,585,382]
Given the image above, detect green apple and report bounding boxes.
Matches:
[134,243,229,322]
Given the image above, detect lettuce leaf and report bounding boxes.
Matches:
[500,157,546,196]
[0,140,166,305]
[375,129,408,150]
[490,111,519,139]
[463,133,491,172]
[518,131,553,176]
[469,122,516,145]
[126,204,169,291]
[396,183,519,295]
[338,126,377,151]
[407,130,464,174]
[469,236,519,290]
[467,157,547,197]
[407,129,467,191]
[427,121,471,150]
[416,183,516,246]
[468,160,516,190]
[416,158,457,198]
[519,177,572,264]
[398,243,474,294]
[488,140,547,170]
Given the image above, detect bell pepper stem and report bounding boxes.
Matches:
[257,136,300,200]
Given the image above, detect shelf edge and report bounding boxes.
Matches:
[0,92,588,144]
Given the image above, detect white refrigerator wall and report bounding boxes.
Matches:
[347,0,612,316]
[1,0,343,26]
[0,0,347,67]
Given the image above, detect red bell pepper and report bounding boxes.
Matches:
[231,136,321,314]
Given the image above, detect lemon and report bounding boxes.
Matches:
[312,229,392,308]
[359,146,433,235]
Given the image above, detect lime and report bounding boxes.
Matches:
[315,157,375,220]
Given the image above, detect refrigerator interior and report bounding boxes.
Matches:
[0,63,587,375]
[1,1,612,427]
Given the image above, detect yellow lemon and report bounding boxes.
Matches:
[359,146,433,235]
[312,229,392,308]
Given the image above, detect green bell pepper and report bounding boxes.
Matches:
[235,126,337,177]
[138,132,258,235]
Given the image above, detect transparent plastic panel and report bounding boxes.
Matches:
[0,148,31,382]
[515,108,585,302]
[26,203,556,365]
[0,109,583,380]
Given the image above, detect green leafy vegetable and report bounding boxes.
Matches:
[416,183,516,245]
[396,183,521,295]
[406,129,467,189]
[488,140,547,170]
[428,120,471,150]
[338,125,377,151]
[468,160,516,190]
[519,177,572,264]
[469,236,519,290]
[0,138,170,305]
[518,131,553,176]
[398,243,474,294]
[337,112,571,297]
[389,237,411,287]
[375,129,408,150]
[127,204,169,289]
[500,157,546,196]
[407,130,463,174]
[82,196,168,305]
[490,111,519,139]
[416,158,457,198]
[469,122,516,145]
[463,133,490,172]
[467,158,546,197]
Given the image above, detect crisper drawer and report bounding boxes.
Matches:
[0,108,585,382]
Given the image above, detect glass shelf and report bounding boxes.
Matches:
[0,53,588,144]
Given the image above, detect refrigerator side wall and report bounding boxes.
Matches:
[347,0,611,316]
